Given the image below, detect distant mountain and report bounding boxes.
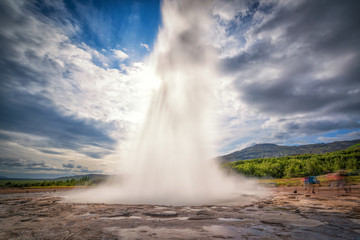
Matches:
[218,139,360,162]
[54,174,110,181]
[0,174,111,181]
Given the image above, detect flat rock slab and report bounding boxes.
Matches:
[0,186,360,239]
[144,210,178,217]
[188,216,216,220]
[260,212,325,227]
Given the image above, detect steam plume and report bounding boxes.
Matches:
[66,0,266,206]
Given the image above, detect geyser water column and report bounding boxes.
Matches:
[126,0,222,204]
[66,0,267,205]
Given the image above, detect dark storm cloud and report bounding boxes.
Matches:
[240,74,358,115]
[221,0,360,135]
[63,163,75,168]
[0,92,115,154]
[254,0,360,56]
[284,119,360,133]
[0,157,99,175]
[0,2,58,87]
[0,157,67,172]
[0,157,25,167]
[0,0,119,160]
[222,40,274,73]
[38,149,64,155]
[83,151,112,159]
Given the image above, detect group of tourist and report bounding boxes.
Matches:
[303,170,351,194]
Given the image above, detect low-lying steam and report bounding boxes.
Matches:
[65,0,267,206]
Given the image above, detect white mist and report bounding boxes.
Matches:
[66,0,267,206]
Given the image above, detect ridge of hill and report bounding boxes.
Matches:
[0,174,110,181]
[54,174,109,181]
[218,139,360,162]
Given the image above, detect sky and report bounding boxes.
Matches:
[0,0,359,178]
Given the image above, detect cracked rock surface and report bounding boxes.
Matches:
[1,186,360,239]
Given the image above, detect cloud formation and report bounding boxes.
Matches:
[0,156,99,178]
[213,0,360,151]
[0,0,155,177]
[112,49,129,61]
[140,43,150,51]
[0,0,359,177]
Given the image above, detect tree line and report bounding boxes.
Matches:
[224,147,360,178]
[0,176,101,188]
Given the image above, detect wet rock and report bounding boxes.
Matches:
[189,216,216,220]
[261,212,325,228]
[244,207,258,211]
[19,218,32,222]
[102,212,130,217]
[144,211,178,218]
[218,218,243,222]
[212,234,232,239]
[260,220,285,226]
[1,187,360,239]
[196,210,211,216]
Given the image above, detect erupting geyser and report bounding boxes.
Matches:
[66,0,267,205]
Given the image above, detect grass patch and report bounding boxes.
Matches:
[259,178,303,187]
[258,175,360,187]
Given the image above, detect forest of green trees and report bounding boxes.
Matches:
[225,145,360,179]
[0,176,96,188]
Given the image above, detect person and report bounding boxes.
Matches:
[303,176,309,190]
[327,172,337,189]
[307,176,320,194]
[330,170,351,193]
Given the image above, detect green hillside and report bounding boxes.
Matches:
[219,139,360,162]
[224,145,360,179]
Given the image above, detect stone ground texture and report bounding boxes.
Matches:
[0,186,360,239]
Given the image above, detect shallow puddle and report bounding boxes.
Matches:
[218,217,243,222]
[105,226,205,239]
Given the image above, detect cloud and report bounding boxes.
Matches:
[1,0,359,176]
[38,149,64,155]
[0,157,25,168]
[0,91,115,155]
[0,157,100,177]
[112,49,129,61]
[140,43,150,51]
[318,131,360,143]
[63,163,75,168]
[0,157,66,172]
[0,0,157,177]
[222,0,360,115]
[0,0,152,137]
[213,0,360,150]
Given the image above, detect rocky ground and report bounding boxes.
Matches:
[0,185,360,239]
